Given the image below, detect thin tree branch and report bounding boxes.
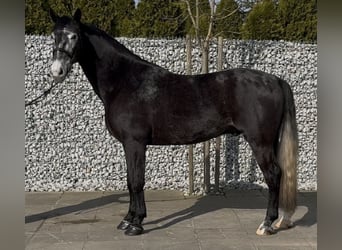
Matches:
[182,0,197,31]
[213,30,242,38]
[182,0,201,48]
[215,8,239,21]
[204,0,216,47]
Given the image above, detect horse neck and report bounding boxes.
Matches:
[77,27,146,103]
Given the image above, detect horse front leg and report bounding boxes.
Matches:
[118,139,147,236]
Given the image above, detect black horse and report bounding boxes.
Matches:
[48,8,298,236]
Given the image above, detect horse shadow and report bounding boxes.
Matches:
[142,189,316,234]
[25,192,129,224]
[26,189,316,234]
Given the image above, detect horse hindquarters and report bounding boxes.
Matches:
[255,80,298,234]
[239,79,298,235]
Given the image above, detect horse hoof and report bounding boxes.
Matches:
[274,216,294,229]
[124,224,144,236]
[117,220,131,230]
[256,223,276,236]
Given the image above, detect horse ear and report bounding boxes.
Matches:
[49,8,58,23]
[73,8,82,22]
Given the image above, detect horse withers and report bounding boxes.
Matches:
[48,8,298,236]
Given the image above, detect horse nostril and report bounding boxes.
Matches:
[51,60,66,78]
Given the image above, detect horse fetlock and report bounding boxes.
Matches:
[132,215,145,225]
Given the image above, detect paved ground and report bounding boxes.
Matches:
[25,189,316,250]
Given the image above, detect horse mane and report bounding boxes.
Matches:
[80,22,151,64]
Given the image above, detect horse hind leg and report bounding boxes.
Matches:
[250,144,282,236]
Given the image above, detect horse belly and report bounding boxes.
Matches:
[151,108,235,145]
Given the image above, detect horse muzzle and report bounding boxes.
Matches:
[50,59,70,83]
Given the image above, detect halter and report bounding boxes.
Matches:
[52,28,80,60]
[53,47,75,60]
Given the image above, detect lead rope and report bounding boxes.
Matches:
[25,76,58,107]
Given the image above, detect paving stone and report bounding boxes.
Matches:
[84,240,144,250]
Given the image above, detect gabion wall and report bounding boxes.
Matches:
[25,35,317,193]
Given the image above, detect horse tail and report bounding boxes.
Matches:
[277,79,298,215]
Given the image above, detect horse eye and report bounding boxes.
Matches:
[70,34,77,40]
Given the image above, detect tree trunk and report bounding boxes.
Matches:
[201,40,210,194]
[201,41,209,74]
[186,35,194,195]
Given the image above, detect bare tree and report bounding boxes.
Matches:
[182,0,243,72]
[182,0,248,194]
[182,0,215,73]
